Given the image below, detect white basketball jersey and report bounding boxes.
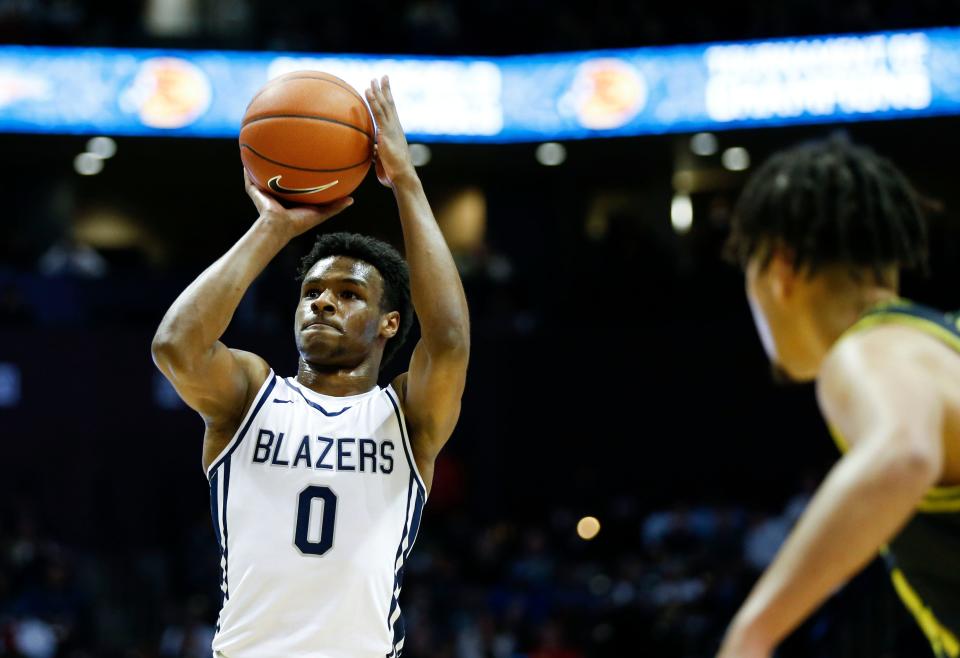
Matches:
[206,370,427,658]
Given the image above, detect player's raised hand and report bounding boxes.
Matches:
[243,168,353,240]
[365,76,416,189]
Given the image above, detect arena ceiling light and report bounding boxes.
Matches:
[409,143,431,167]
[690,132,718,156]
[671,194,693,234]
[721,147,751,171]
[74,152,104,175]
[577,516,601,540]
[535,142,566,166]
[86,136,117,159]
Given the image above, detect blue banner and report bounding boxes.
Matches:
[0,27,958,142]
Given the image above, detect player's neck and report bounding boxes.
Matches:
[296,360,380,397]
[807,280,899,370]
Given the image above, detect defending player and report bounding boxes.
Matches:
[718,137,960,658]
[151,77,469,657]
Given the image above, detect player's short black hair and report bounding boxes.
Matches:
[298,232,412,369]
[726,134,929,279]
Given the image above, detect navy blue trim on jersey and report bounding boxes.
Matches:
[384,388,426,497]
[386,476,411,657]
[390,613,406,658]
[386,472,426,658]
[210,470,222,551]
[286,380,354,417]
[383,387,426,657]
[396,487,426,592]
[207,375,277,479]
[209,469,226,617]
[405,488,426,560]
[387,475,413,631]
[221,456,232,600]
[384,386,427,657]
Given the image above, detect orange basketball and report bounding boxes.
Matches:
[239,71,374,205]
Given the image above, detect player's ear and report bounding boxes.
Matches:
[767,246,798,303]
[380,310,400,339]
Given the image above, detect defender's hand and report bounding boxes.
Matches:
[365,76,416,189]
[244,169,353,240]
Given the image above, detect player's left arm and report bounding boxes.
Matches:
[366,76,470,474]
[718,326,946,658]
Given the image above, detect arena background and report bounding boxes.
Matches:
[2,2,960,657]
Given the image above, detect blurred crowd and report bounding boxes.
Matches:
[0,473,924,658]
[2,0,959,54]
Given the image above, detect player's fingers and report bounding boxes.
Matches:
[381,76,397,115]
[382,76,394,101]
[365,86,385,121]
[244,178,285,216]
[243,169,265,204]
[373,77,392,115]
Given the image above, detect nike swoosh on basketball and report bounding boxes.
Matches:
[267,175,339,195]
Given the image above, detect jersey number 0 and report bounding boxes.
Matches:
[295,485,338,556]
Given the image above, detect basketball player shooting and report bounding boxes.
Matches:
[151,77,469,658]
[717,137,960,658]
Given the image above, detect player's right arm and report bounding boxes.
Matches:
[151,171,353,429]
[718,325,947,658]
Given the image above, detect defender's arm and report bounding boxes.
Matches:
[719,327,945,658]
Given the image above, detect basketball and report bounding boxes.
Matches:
[239,71,374,205]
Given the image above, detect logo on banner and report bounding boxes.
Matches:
[562,58,647,130]
[121,57,212,129]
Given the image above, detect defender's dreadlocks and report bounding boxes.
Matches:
[727,135,929,279]
[298,232,413,369]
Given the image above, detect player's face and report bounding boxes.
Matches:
[745,253,814,382]
[295,256,398,368]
